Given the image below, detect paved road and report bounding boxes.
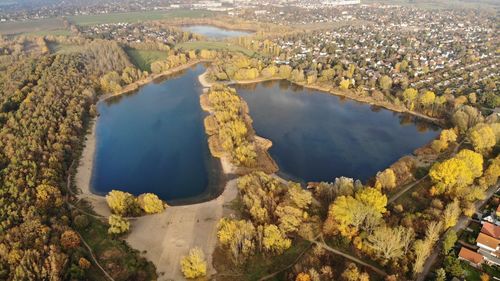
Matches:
[417,183,499,281]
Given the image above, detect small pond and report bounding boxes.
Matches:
[182,25,251,39]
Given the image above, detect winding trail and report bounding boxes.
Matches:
[311,236,388,277]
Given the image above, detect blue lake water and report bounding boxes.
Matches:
[182,25,251,39]
[92,67,440,203]
[91,64,222,204]
[235,80,440,183]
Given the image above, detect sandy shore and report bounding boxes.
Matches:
[75,119,239,280]
[75,120,111,217]
[75,61,241,280]
[126,179,238,281]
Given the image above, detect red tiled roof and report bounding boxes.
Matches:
[458,247,483,265]
[482,222,500,239]
[477,232,500,249]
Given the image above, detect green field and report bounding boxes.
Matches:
[69,9,215,26]
[176,41,258,57]
[125,48,169,72]
[0,18,65,35]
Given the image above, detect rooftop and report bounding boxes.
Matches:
[477,232,500,249]
[458,247,484,265]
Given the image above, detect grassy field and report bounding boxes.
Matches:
[69,9,215,26]
[176,41,258,57]
[28,29,72,36]
[0,18,65,35]
[125,48,169,72]
[47,42,85,54]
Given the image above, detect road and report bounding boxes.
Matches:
[416,183,499,281]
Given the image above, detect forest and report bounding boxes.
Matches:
[0,6,498,280]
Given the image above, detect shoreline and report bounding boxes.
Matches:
[101,59,212,102]
[74,61,243,280]
[198,71,443,126]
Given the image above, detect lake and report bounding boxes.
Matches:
[235,80,440,183]
[92,66,440,203]
[91,64,223,204]
[182,25,251,39]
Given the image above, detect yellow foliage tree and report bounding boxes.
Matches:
[419,91,435,107]
[455,149,483,179]
[469,123,496,154]
[429,158,474,196]
[137,193,166,214]
[339,79,350,90]
[402,88,418,110]
[105,190,136,216]
[263,224,291,254]
[375,169,397,190]
[180,247,207,279]
[35,184,63,208]
[296,273,311,281]
[108,215,130,234]
[355,187,387,214]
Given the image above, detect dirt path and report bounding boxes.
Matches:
[312,237,388,277]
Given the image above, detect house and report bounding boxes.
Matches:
[476,232,500,256]
[458,247,484,267]
[481,222,500,239]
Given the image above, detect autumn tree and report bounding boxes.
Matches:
[375,169,396,190]
[217,218,256,264]
[263,224,291,254]
[108,215,130,235]
[442,200,461,229]
[105,190,139,216]
[61,230,80,249]
[137,193,166,214]
[468,123,496,154]
[180,247,207,279]
[367,226,414,263]
[378,75,392,91]
[429,158,473,196]
[435,268,446,281]
[455,149,483,178]
[342,263,369,281]
[402,88,418,110]
[442,230,457,254]
[35,184,63,209]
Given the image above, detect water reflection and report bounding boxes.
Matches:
[234,80,440,183]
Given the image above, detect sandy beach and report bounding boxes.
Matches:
[74,62,241,280]
[75,119,240,281]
